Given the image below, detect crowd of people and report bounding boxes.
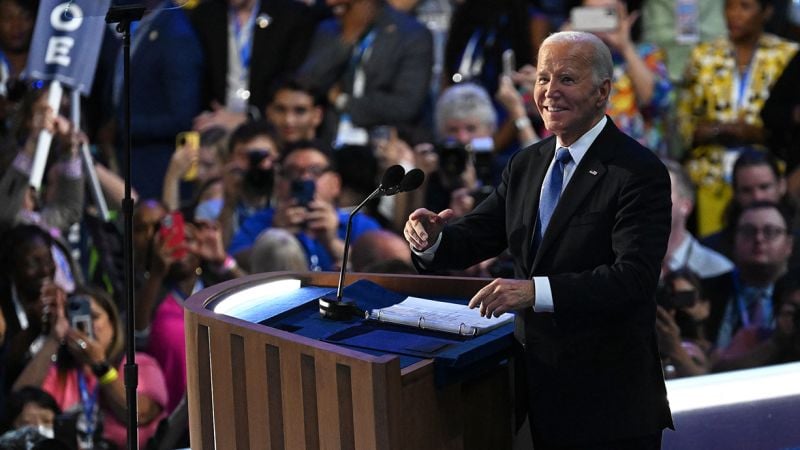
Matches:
[0,0,799,448]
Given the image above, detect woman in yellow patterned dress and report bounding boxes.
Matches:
[677,0,797,237]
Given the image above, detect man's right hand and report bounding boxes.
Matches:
[403,208,454,251]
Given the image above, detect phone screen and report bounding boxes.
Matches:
[502,49,516,78]
[67,295,94,339]
[570,6,619,32]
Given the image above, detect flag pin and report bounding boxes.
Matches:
[589,170,598,175]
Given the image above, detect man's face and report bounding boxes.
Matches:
[442,117,493,146]
[278,148,339,204]
[0,0,34,54]
[534,40,610,146]
[266,89,322,144]
[734,206,793,270]
[734,165,785,207]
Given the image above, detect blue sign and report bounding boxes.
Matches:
[24,0,111,94]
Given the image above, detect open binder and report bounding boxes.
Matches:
[366,296,514,336]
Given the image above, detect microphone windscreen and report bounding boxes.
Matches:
[381,165,406,188]
[399,169,425,192]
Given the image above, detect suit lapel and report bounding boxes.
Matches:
[249,2,272,89]
[531,122,617,272]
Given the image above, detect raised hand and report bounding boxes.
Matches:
[403,208,454,251]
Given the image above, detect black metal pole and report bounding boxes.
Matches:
[106,5,145,449]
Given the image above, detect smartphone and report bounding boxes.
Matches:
[67,295,94,339]
[570,6,619,32]
[290,179,315,207]
[176,131,200,181]
[160,210,187,259]
[502,49,516,78]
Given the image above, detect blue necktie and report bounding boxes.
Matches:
[536,147,572,246]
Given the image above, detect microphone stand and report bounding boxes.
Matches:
[105,5,145,449]
[319,166,406,320]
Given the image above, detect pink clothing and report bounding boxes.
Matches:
[41,353,168,448]
[145,291,186,413]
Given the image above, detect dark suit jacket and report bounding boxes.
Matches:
[119,7,204,199]
[296,5,433,129]
[190,0,316,111]
[418,118,674,445]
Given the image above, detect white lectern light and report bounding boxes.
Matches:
[213,278,302,316]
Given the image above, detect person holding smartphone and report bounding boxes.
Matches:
[655,269,714,378]
[568,0,673,156]
[229,141,381,271]
[12,285,168,449]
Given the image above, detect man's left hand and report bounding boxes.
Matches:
[469,278,534,317]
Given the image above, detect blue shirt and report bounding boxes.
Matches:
[229,207,381,271]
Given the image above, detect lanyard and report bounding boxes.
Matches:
[732,55,754,115]
[230,0,260,71]
[456,28,495,81]
[349,29,377,98]
[349,28,377,71]
[77,371,100,438]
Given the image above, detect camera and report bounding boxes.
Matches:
[436,140,469,180]
[248,149,271,168]
[436,137,494,184]
[655,283,697,310]
[67,295,93,339]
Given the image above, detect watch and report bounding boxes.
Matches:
[514,116,532,131]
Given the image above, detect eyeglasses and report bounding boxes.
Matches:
[736,224,787,241]
[281,164,330,180]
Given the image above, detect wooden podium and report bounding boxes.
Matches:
[184,272,516,450]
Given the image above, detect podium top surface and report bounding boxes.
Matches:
[193,273,515,385]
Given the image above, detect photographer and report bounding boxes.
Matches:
[655,269,713,378]
[426,83,495,216]
[12,285,168,449]
[229,141,380,271]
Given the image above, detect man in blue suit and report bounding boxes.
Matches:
[405,31,673,449]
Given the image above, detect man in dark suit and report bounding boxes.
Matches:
[404,31,673,449]
[190,0,317,132]
[296,0,433,143]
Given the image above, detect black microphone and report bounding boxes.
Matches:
[379,164,406,193]
[318,165,406,320]
[398,168,425,193]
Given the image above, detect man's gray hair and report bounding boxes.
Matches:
[541,31,614,87]
[434,82,497,140]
